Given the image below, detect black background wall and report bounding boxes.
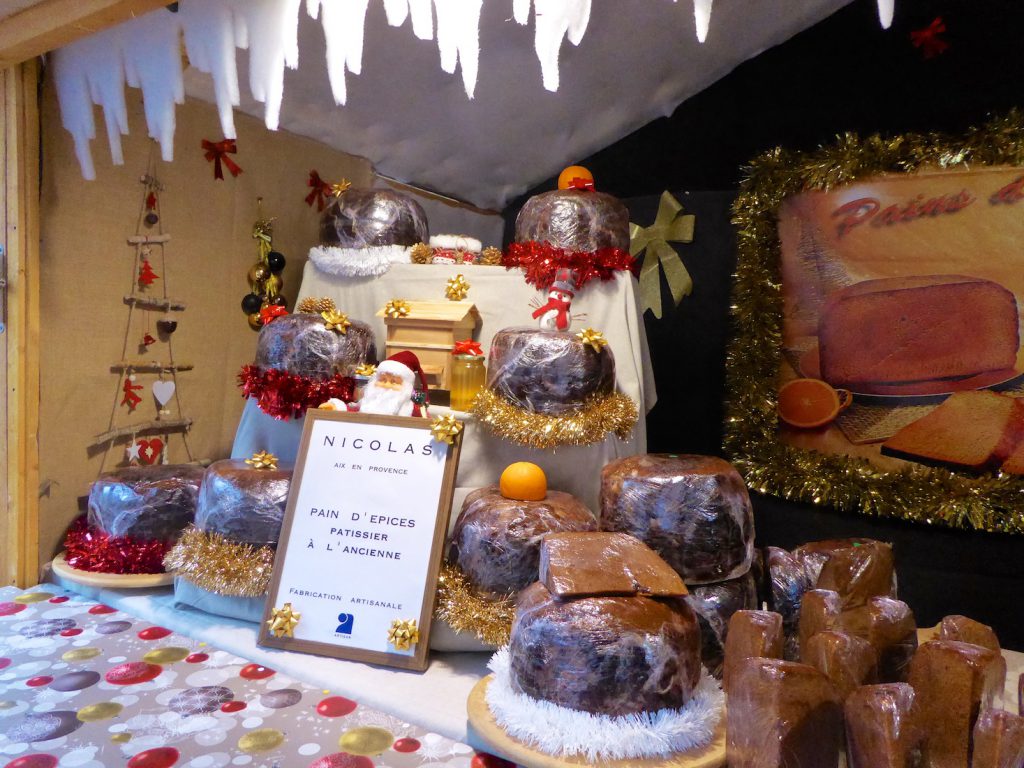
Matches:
[504,0,1024,645]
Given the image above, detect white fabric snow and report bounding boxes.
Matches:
[307,244,411,277]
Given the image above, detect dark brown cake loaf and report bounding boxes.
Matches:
[514,189,629,252]
[194,460,292,545]
[600,454,755,584]
[448,486,596,595]
[685,571,758,678]
[319,188,428,249]
[88,465,205,542]
[487,328,615,415]
[254,312,376,379]
[509,582,701,716]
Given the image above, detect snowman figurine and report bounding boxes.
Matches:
[531,268,577,332]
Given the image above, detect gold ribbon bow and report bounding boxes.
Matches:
[575,328,608,353]
[387,618,420,651]
[383,299,410,319]
[331,179,352,197]
[267,602,301,638]
[245,450,278,470]
[354,363,377,377]
[321,309,351,334]
[629,191,696,318]
[445,274,470,301]
[430,414,464,444]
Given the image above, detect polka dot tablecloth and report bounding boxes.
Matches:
[0,588,514,768]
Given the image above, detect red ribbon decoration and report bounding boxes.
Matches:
[910,17,949,59]
[238,365,357,420]
[567,176,595,191]
[259,305,289,326]
[202,139,243,180]
[452,340,483,356]
[63,516,172,575]
[305,170,333,211]
[503,241,634,292]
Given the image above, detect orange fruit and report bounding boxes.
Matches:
[557,165,594,191]
[499,462,547,501]
[777,378,850,429]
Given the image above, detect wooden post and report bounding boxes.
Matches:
[0,59,41,587]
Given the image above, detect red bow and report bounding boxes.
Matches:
[910,17,949,59]
[202,139,243,180]
[259,305,288,326]
[567,176,595,191]
[452,340,483,356]
[305,170,333,211]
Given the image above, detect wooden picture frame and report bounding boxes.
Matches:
[258,409,463,670]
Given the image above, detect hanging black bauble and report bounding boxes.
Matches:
[269,295,287,308]
[144,212,159,227]
[267,251,286,273]
[157,318,178,335]
[241,293,264,314]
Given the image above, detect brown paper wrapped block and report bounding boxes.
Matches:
[815,541,896,609]
[938,614,1001,653]
[723,610,784,693]
[798,589,842,661]
[792,538,886,584]
[844,683,921,768]
[803,631,877,700]
[836,597,917,682]
[726,658,843,768]
[539,531,687,598]
[972,709,1024,768]
[908,639,1007,768]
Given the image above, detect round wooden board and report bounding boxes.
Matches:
[466,676,726,768]
[51,552,174,589]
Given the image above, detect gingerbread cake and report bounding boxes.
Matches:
[685,572,758,678]
[254,312,376,380]
[194,459,293,545]
[88,464,205,542]
[319,188,427,250]
[514,189,629,252]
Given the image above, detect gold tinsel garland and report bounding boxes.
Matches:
[163,527,277,597]
[471,388,638,449]
[434,561,514,646]
[726,110,1024,535]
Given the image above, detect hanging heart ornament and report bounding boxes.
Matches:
[137,438,164,465]
[152,380,176,407]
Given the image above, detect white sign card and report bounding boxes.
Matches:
[258,409,462,670]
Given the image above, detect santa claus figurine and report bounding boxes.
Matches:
[358,351,431,417]
[531,268,576,331]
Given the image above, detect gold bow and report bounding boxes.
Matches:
[445,274,470,301]
[245,450,278,470]
[321,309,351,334]
[387,618,420,651]
[331,179,352,197]
[575,328,608,353]
[354,363,377,377]
[629,191,696,318]
[430,414,464,444]
[383,299,410,319]
[267,602,301,638]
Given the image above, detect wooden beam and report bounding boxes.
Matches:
[0,0,169,67]
[1,59,41,587]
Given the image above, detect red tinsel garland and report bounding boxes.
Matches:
[63,516,171,575]
[502,241,635,291]
[238,364,356,420]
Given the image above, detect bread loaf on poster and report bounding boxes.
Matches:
[818,275,1019,387]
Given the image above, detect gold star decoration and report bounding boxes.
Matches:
[430,414,464,445]
[245,450,279,470]
[445,274,470,301]
[576,327,608,353]
[322,309,352,334]
[354,363,377,377]
[330,179,352,197]
[267,602,301,638]
[383,299,410,319]
[387,618,420,651]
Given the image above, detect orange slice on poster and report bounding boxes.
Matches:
[778,378,852,429]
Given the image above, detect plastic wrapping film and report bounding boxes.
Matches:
[447,486,596,595]
[797,589,842,660]
[843,683,921,768]
[766,546,813,661]
[600,454,755,584]
[87,464,205,541]
[792,538,892,585]
[939,614,1002,652]
[509,582,702,716]
[514,189,630,252]
[722,610,784,693]
[486,328,615,415]
[813,540,897,609]
[837,596,918,683]
[803,630,877,700]
[684,571,757,679]
[972,708,1024,768]
[194,460,293,546]
[254,312,377,378]
[319,188,428,249]
[726,658,843,768]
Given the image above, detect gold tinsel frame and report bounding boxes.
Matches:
[725,111,1024,535]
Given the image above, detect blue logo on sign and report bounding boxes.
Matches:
[336,613,355,635]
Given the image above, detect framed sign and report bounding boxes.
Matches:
[725,113,1024,535]
[258,409,463,670]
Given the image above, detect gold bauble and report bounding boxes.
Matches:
[62,648,101,662]
[338,726,394,756]
[111,732,132,743]
[77,702,123,722]
[238,728,285,753]
[142,647,190,664]
[247,313,263,331]
[14,592,53,604]
[248,264,270,284]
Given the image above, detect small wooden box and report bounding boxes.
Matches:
[376,300,480,390]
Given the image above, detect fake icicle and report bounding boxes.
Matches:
[693,0,713,43]
[308,0,372,106]
[515,0,592,93]
[877,0,895,29]
[434,0,483,98]
[179,0,242,140]
[383,0,433,40]
[237,0,303,131]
